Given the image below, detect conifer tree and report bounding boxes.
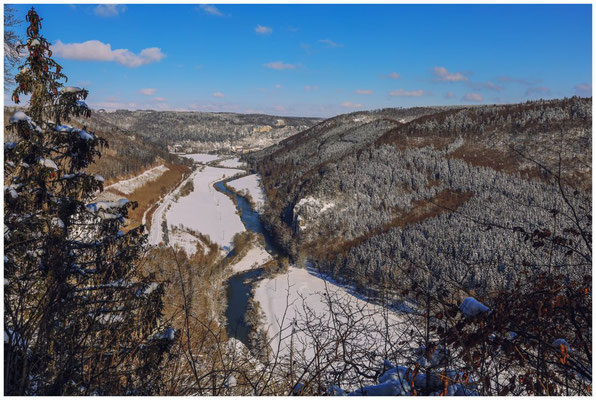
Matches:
[4,8,173,395]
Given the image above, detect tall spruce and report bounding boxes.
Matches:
[4,8,173,395]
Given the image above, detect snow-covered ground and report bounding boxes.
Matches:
[183,153,221,164]
[105,164,169,195]
[217,157,245,169]
[167,228,207,256]
[146,169,195,246]
[227,174,266,211]
[229,243,272,274]
[165,166,245,250]
[254,266,404,360]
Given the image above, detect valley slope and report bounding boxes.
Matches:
[247,98,592,295]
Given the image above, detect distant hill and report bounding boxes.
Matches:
[247,98,592,294]
[87,109,322,153]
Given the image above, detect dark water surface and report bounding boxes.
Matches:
[215,179,280,346]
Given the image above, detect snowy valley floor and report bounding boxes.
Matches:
[113,153,406,369]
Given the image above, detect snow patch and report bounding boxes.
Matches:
[39,158,58,170]
[460,297,490,317]
[229,243,272,273]
[154,328,176,341]
[217,157,245,168]
[78,130,94,141]
[51,217,65,228]
[61,86,82,93]
[106,165,169,195]
[9,111,31,124]
[227,174,266,211]
[293,196,336,231]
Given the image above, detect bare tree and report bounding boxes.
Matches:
[4,5,23,88]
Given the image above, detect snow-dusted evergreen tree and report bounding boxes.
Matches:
[4,8,172,395]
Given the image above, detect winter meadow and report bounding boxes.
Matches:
[3,3,592,396]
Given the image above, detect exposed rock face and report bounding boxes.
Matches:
[293,196,336,232]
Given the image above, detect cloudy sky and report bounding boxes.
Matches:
[5,3,592,117]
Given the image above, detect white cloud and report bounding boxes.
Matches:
[264,61,296,70]
[300,43,312,55]
[275,84,282,89]
[483,82,504,91]
[463,92,483,102]
[212,92,225,98]
[525,86,551,97]
[468,81,504,91]
[273,105,286,112]
[255,25,273,35]
[52,40,165,68]
[154,97,166,102]
[94,4,126,17]
[433,66,468,82]
[388,89,427,97]
[385,72,400,79]
[354,89,373,95]
[575,83,592,96]
[139,88,156,96]
[319,39,343,48]
[497,76,537,85]
[445,91,456,99]
[198,4,223,16]
[341,101,364,108]
[304,85,319,91]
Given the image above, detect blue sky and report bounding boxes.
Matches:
[5,3,592,117]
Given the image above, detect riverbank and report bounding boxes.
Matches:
[143,153,407,367]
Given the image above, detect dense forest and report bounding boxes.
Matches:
[244,99,592,395]
[248,98,591,294]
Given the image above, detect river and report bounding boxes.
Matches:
[215,179,281,346]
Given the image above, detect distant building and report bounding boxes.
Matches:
[251,125,272,133]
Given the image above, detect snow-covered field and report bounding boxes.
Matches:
[254,266,404,360]
[165,166,245,250]
[105,164,169,195]
[183,153,221,164]
[229,243,272,274]
[227,174,266,211]
[146,170,195,246]
[217,157,245,169]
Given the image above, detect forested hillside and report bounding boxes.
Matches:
[91,109,321,152]
[4,106,190,183]
[249,98,592,294]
